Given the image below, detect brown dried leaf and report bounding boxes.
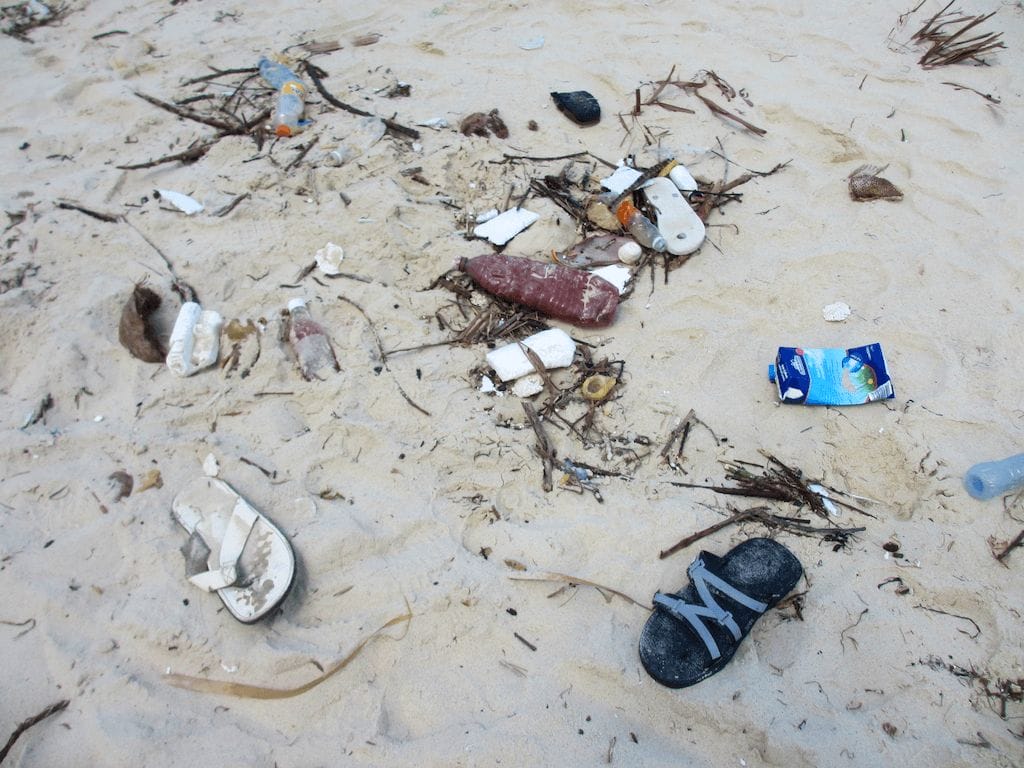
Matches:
[137,469,163,492]
[848,165,903,202]
[109,471,133,501]
[352,33,381,46]
[118,284,166,362]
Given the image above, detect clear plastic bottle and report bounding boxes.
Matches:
[258,57,308,137]
[615,197,667,252]
[273,87,306,137]
[287,299,339,380]
[964,453,1024,500]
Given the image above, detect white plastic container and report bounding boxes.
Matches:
[166,302,223,377]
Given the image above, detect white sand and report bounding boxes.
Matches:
[2,1,1023,765]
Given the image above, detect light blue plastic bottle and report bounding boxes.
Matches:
[963,453,1024,500]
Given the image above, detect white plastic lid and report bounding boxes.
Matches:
[287,298,307,312]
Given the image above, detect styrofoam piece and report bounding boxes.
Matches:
[485,328,575,382]
[315,242,344,275]
[668,164,698,194]
[473,207,539,246]
[590,264,631,294]
[642,177,706,256]
[512,375,544,398]
[822,301,851,322]
[166,302,223,377]
[480,375,498,394]
[475,208,499,224]
[156,189,204,215]
[600,166,643,194]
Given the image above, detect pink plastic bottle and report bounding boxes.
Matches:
[287,298,339,380]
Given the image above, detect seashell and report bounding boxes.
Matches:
[581,374,616,402]
[550,90,600,125]
[848,165,903,202]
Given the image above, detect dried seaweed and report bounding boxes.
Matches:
[165,606,411,699]
[1,1,68,42]
[919,655,1023,719]
[118,284,166,363]
[913,2,1006,68]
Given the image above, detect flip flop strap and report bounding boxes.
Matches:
[653,558,769,660]
[188,499,259,592]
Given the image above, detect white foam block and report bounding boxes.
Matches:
[600,166,643,194]
[486,328,575,382]
[473,207,539,246]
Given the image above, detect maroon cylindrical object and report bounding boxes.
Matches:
[459,253,619,327]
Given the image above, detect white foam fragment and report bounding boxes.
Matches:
[315,242,345,275]
[480,375,497,394]
[600,166,643,194]
[590,264,632,294]
[823,301,851,322]
[156,189,204,215]
[486,328,575,382]
[203,453,220,477]
[475,208,499,224]
[512,375,544,398]
[473,207,539,245]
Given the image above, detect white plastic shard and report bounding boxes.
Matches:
[314,242,345,275]
[600,166,643,194]
[486,328,575,382]
[590,264,632,294]
[166,302,224,377]
[473,207,539,246]
[156,189,204,216]
[642,177,706,256]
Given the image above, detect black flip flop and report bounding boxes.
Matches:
[639,537,803,688]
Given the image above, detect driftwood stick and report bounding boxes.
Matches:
[659,508,758,559]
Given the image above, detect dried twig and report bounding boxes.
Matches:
[522,402,556,492]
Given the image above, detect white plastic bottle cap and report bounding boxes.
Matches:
[618,241,642,264]
[288,298,307,312]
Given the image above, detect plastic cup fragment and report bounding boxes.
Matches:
[315,242,345,275]
[166,302,223,377]
[156,189,204,216]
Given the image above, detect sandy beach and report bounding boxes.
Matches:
[2,0,1023,765]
